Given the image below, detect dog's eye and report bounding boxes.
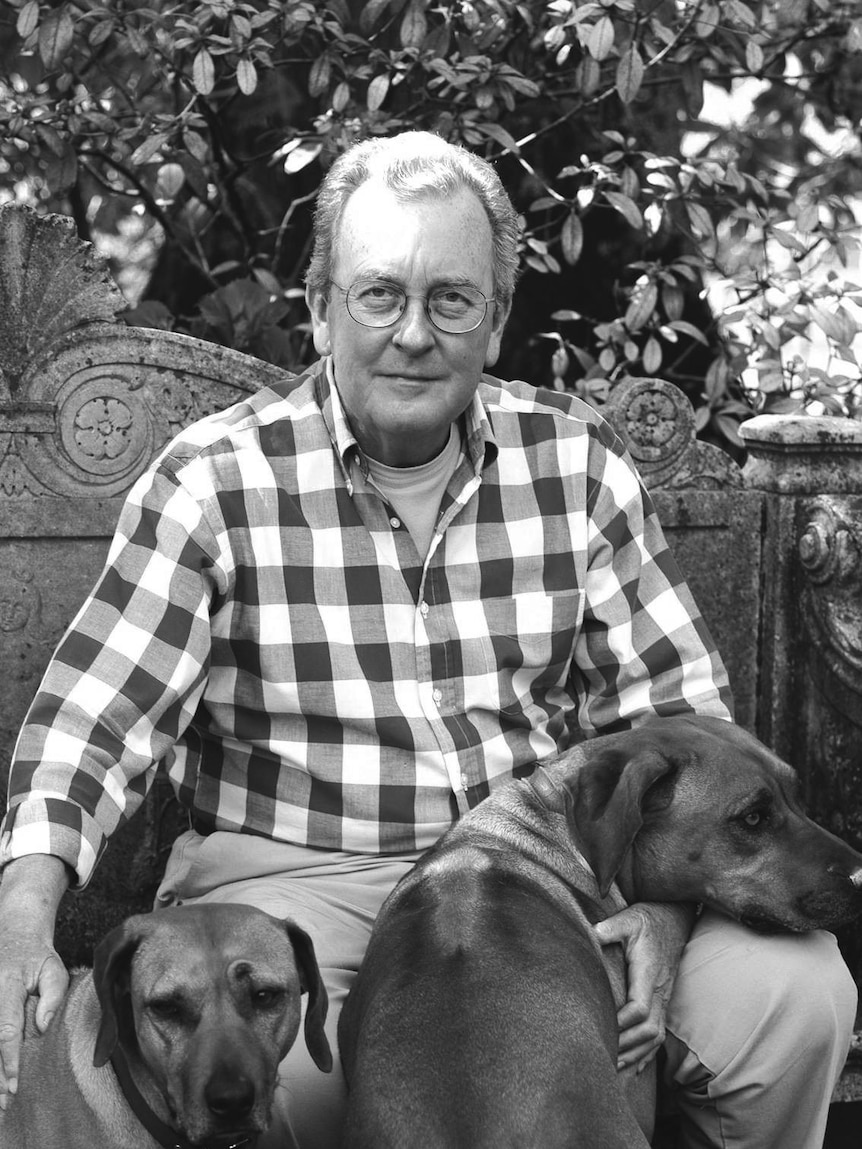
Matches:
[741,810,766,828]
[148,997,184,1022]
[252,988,286,1011]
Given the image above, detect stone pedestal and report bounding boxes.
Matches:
[742,415,862,988]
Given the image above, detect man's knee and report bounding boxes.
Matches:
[668,911,857,1074]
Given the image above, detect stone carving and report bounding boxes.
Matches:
[797,496,862,728]
[0,204,291,503]
[603,376,744,490]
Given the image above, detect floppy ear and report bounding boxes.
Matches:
[285,921,333,1073]
[91,917,148,1067]
[571,745,676,897]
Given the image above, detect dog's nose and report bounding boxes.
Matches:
[827,864,862,888]
[204,1068,256,1118]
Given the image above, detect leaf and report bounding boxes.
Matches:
[367,72,390,111]
[625,282,657,331]
[745,40,764,73]
[156,162,185,199]
[668,320,708,345]
[38,7,74,69]
[130,133,168,165]
[474,121,520,153]
[16,0,39,40]
[237,57,258,95]
[643,336,662,374]
[588,15,614,61]
[360,0,391,34]
[561,212,583,265]
[605,190,643,230]
[309,54,331,97]
[616,46,643,104]
[685,201,714,240]
[400,0,427,48]
[576,55,601,97]
[193,47,215,95]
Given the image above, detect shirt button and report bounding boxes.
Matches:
[432,688,443,706]
[461,773,470,791]
[419,601,429,618]
[389,516,401,529]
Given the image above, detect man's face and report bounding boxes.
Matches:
[306,180,509,467]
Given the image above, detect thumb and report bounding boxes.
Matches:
[593,915,630,947]
[34,954,69,1032]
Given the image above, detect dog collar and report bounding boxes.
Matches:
[109,1045,256,1149]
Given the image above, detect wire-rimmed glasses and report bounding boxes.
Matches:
[330,278,494,334]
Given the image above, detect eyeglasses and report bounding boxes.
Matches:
[330,278,495,334]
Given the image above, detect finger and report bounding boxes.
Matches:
[0,984,27,1107]
[617,1013,665,1056]
[618,1038,663,1074]
[34,954,69,1032]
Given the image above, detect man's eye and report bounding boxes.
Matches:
[356,282,399,303]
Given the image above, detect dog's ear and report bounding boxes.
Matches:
[91,917,147,1068]
[284,921,333,1073]
[571,744,676,897]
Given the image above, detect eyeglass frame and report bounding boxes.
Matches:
[328,277,497,334]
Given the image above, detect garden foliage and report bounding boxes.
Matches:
[2,0,862,447]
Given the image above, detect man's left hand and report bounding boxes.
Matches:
[594,902,695,1073]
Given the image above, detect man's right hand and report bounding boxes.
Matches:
[0,855,70,1109]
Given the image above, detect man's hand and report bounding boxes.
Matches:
[0,855,70,1109]
[594,901,695,1074]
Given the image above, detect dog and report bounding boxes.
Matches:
[338,715,862,1148]
[0,902,332,1148]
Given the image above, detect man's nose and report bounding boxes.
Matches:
[391,296,436,350]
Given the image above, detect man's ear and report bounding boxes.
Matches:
[570,745,676,896]
[306,285,332,355]
[483,296,511,368]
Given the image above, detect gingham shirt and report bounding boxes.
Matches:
[1,360,732,886]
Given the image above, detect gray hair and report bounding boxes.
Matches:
[305,131,520,308]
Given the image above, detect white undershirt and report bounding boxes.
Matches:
[365,425,463,558]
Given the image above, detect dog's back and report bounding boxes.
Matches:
[340,838,651,1148]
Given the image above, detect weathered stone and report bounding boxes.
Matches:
[606,377,758,731]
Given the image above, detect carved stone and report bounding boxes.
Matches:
[603,376,744,490]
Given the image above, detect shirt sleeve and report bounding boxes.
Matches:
[571,425,734,735]
[0,460,221,887]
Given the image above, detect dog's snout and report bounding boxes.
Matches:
[204,1068,256,1118]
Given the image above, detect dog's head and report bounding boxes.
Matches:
[545,715,862,933]
[92,903,331,1143]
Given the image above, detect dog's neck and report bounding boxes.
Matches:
[110,1044,257,1149]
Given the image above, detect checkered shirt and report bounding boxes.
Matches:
[1,360,732,885]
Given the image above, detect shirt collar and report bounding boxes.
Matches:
[315,356,498,489]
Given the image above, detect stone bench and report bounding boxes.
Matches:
[1,202,860,1117]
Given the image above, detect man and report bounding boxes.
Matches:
[0,131,855,1148]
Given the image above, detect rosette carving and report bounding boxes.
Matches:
[0,205,290,502]
[603,377,743,490]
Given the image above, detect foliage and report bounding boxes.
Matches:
[2,0,862,448]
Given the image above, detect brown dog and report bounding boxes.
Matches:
[339,716,862,1149]
[1,902,332,1148]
